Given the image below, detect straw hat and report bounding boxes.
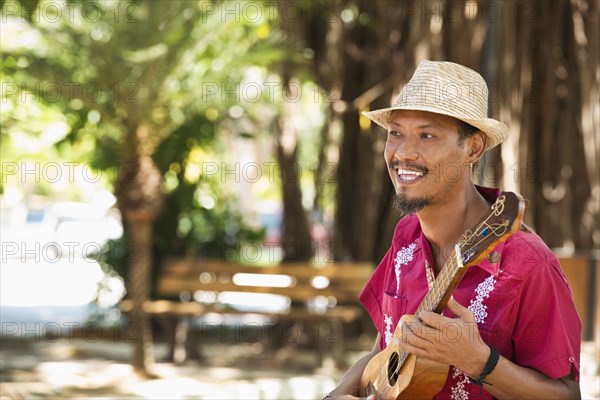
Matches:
[362,60,508,150]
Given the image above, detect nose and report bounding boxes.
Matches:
[386,137,419,164]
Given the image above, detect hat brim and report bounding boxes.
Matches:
[362,106,508,150]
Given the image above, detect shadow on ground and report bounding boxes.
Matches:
[1,339,598,399]
[0,338,353,400]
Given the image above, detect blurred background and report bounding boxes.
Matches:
[1,0,598,399]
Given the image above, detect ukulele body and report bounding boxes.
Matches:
[400,358,449,399]
[360,315,448,400]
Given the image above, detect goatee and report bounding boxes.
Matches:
[393,194,429,215]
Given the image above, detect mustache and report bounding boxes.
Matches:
[390,161,429,174]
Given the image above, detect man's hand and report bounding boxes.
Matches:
[396,296,489,378]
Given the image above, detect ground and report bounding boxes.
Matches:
[1,339,598,399]
[0,338,346,400]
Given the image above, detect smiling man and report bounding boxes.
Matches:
[325,61,581,399]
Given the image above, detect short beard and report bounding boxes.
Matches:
[393,194,429,215]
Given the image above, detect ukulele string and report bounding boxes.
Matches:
[372,345,407,399]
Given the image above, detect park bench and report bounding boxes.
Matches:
[121,258,375,365]
[121,253,599,365]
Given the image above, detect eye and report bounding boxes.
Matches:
[421,132,435,139]
[389,130,402,137]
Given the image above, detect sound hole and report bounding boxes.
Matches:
[387,351,399,386]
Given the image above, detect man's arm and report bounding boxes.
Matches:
[398,297,581,399]
[480,357,580,399]
[326,333,381,399]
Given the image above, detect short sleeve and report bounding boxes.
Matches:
[511,243,581,381]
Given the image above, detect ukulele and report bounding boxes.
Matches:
[360,191,526,400]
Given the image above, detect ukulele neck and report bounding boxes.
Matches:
[416,244,466,316]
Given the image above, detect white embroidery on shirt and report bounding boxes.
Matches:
[469,275,497,324]
[384,313,393,347]
[394,242,417,294]
[450,366,470,400]
[448,274,498,397]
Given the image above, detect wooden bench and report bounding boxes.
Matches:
[121,253,599,365]
[122,258,374,365]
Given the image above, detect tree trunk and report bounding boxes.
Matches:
[274,1,316,263]
[123,210,156,372]
[496,0,599,250]
[115,124,163,374]
[275,79,314,263]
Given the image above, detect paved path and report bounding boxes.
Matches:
[1,339,598,399]
[1,339,344,399]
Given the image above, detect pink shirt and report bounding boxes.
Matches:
[359,187,581,399]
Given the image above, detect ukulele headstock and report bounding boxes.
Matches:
[456,191,526,268]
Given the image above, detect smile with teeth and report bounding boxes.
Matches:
[397,168,425,182]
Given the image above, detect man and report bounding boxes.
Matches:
[326,61,581,399]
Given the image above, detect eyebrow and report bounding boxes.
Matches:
[389,121,438,129]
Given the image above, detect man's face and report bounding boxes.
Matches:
[384,110,475,214]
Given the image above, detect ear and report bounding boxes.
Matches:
[466,131,487,163]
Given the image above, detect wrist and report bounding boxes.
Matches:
[465,344,491,378]
[467,345,500,386]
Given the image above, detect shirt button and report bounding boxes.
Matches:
[568,357,575,363]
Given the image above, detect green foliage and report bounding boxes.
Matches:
[1,0,288,281]
[96,236,130,290]
[152,114,265,261]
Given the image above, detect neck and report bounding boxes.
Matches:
[417,184,491,272]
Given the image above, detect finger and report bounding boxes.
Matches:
[401,317,427,340]
[446,296,473,321]
[400,321,435,348]
[416,310,458,334]
[418,310,446,326]
[395,336,430,358]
